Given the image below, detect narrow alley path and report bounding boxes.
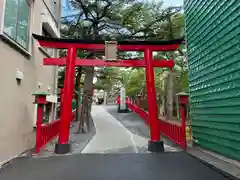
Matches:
[82,105,148,153]
[82,105,178,153]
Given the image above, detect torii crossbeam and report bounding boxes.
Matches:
[33,34,183,154]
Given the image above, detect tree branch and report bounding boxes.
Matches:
[98,0,112,20]
[75,0,95,21]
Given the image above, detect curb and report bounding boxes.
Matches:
[0,148,34,169]
[186,152,240,180]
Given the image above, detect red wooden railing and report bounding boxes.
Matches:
[35,110,76,154]
[126,98,149,124]
[36,119,60,153]
[125,97,187,150]
[159,119,186,149]
[36,88,78,153]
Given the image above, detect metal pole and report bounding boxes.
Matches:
[55,47,76,154]
[144,48,164,152]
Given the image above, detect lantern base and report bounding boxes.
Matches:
[54,143,71,154]
[148,140,164,152]
[117,105,129,113]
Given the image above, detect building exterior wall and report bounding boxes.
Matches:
[0,0,61,164]
[184,0,240,160]
[42,0,61,26]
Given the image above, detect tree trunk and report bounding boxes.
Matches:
[104,91,108,105]
[75,67,82,122]
[166,71,174,120]
[77,94,86,133]
[104,87,111,105]
[82,68,94,132]
[79,24,97,132]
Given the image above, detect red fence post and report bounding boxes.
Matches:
[177,92,189,150]
[32,92,48,153]
[144,48,164,152]
[55,47,76,154]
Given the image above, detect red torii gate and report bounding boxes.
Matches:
[33,34,183,154]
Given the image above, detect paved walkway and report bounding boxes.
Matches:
[106,105,181,150]
[0,152,231,180]
[106,105,240,179]
[82,105,178,153]
[0,105,233,180]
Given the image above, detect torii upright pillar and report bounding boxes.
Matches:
[55,47,76,154]
[145,49,164,152]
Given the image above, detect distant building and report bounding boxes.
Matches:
[0,0,61,164]
[185,0,240,160]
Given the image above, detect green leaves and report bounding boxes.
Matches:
[59,0,188,96]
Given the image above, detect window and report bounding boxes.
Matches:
[3,0,30,50]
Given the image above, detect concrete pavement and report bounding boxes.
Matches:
[0,153,232,180]
[106,105,180,152]
[0,105,233,180]
[82,105,178,153]
[106,105,240,179]
[82,105,148,153]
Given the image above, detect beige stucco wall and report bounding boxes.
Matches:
[0,0,60,164]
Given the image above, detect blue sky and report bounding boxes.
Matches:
[62,0,183,17]
[163,0,183,6]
